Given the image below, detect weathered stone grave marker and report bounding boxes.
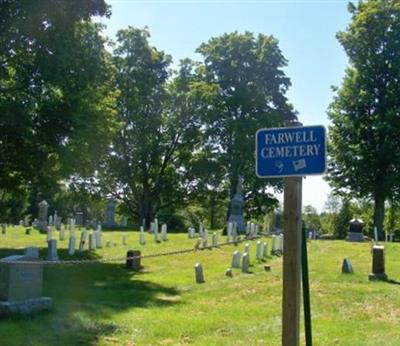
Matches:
[194,263,205,283]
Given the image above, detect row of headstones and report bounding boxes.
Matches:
[188,222,261,242]
[194,241,270,283]
[144,220,168,243]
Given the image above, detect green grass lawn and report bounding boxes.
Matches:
[1,227,400,345]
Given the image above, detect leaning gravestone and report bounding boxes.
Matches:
[0,255,52,315]
[227,176,246,234]
[37,200,49,233]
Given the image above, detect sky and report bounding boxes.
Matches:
[99,0,352,212]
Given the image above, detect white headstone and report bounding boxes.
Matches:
[79,231,88,252]
[161,224,167,241]
[279,234,284,253]
[89,232,96,251]
[227,222,233,242]
[47,227,53,241]
[242,252,250,273]
[256,241,262,260]
[68,236,76,255]
[95,230,102,248]
[212,232,218,247]
[140,226,146,245]
[153,222,159,242]
[59,225,65,241]
[262,242,268,258]
[271,235,277,254]
[231,250,241,268]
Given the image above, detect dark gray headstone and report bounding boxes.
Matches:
[341,258,354,274]
[369,245,387,281]
[126,250,141,271]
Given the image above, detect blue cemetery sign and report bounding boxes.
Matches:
[256,125,326,178]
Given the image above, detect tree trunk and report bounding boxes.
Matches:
[373,192,385,240]
[139,194,153,230]
[210,193,216,230]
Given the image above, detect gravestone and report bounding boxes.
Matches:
[279,234,284,253]
[244,243,250,260]
[95,230,102,248]
[256,241,262,260]
[212,232,218,247]
[262,242,268,258]
[194,263,205,283]
[231,251,241,268]
[23,215,30,227]
[0,255,52,315]
[89,233,96,251]
[47,227,53,241]
[59,225,65,241]
[369,245,387,281]
[79,231,88,252]
[104,200,117,227]
[242,253,250,273]
[139,226,146,245]
[25,247,39,259]
[68,236,76,255]
[126,250,141,271]
[153,222,159,242]
[54,212,61,230]
[271,235,277,254]
[342,258,353,274]
[47,240,58,261]
[48,215,53,227]
[37,200,49,233]
[227,176,246,233]
[188,227,195,239]
[347,218,365,242]
[75,212,84,228]
[225,268,233,277]
[227,222,233,242]
[161,224,167,241]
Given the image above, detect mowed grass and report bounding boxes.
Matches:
[1,227,400,345]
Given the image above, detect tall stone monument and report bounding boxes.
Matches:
[37,200,49,233]
[104,200,117,227]
[228,176,246,234]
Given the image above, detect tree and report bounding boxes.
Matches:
[98,29,205,227]
[302,205,321,231]
[333,199,353,239]
[327,0,400,239]
[0,0,115,218]
[196,31,297,219]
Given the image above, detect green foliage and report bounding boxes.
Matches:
[333,199,353,239]
[302,204,321,231]
[327,0,400,236]
[0,0,115,218]
[196,31,297,219]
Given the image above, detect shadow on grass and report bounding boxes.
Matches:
[0,247,181,345]
[386,278,400,285]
